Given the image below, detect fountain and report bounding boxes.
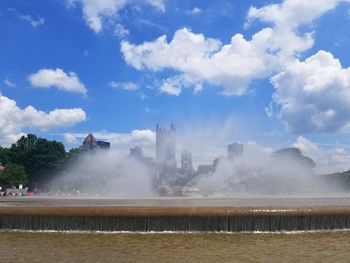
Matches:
[2,130,350,233]
[2,197,350,232]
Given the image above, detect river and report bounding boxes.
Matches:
[1,231,350,262]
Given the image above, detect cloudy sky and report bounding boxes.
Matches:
[1,0,350,172]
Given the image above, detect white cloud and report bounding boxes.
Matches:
[144,0,165,11]
[67,0,165,33]
[292,136,322,161]
[19,14,45,27]
[159,74,203,96]
[187,7,202,15]
[4,78,15,88]
[110,81,139,91]
[114,23,129,38]
[64,133,79,144]
[293,136,350,173]
[160,80,181,96]
[130,129,155,143]
[247,0,347,29]
[121,27,303,96]
[271,50,350,133]
[0,94,87,146]
[29,68,87,95]
[7,8,45,28]
[120,0,349,97]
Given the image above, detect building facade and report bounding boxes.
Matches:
[181,150,193,172]
[82,133,110,150]
[156,124,176,164]
[156,124,177,184]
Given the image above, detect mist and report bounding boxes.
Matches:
[49,149,156,197]
[47,123,350,197]
[195,144,335,196]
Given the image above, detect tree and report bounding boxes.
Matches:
[65,147,85,162]
[10,134,66,185]
[0,163,28,187]
[0,146,11,165]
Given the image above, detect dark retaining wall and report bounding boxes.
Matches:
[1,206,350,232]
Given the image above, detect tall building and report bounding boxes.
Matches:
[129,146,143,159]
[181,150,193,171]
[156,124,176,184]
[156,124,176,164]
[227,143,243,159]
[82,133,110,150]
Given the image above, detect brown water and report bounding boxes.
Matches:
[1,231,350,262]
[3,196,350,207]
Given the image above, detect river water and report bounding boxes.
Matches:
[3,195,350,207]
[1,231,350,262]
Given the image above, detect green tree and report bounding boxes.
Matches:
[10,134,66,184]
[0,146,11,165]
[0,163,28,187]
[65,147,85,162]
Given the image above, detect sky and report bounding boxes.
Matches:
[1,0,350,173]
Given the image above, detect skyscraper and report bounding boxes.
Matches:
[156,124,176,164]
[181,150,193,171]
[129,146,143,159]
[156,124,176,184]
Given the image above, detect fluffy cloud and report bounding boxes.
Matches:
[292,136,323,161]
[121,27,280,96]
[247,0,348,29]
[120,0,350,97]
[0,95,87,146]
[67,0,165,33]
[121,2,338,96]
[64,133,79,144]
[119,0,350,135]
[293,136,350,173]
[29,68,87,95]
[159,74,202,96]
[272,51,350,133]
[160,80,182,96]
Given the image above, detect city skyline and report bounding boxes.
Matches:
[1,0,350,173]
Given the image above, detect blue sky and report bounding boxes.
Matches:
[1,0,350,172]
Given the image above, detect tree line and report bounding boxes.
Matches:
[0,134,82,188]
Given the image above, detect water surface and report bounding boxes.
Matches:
[3,195,350,207]
[1,231,350,262]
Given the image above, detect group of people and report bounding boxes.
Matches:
[0,186,41,197]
